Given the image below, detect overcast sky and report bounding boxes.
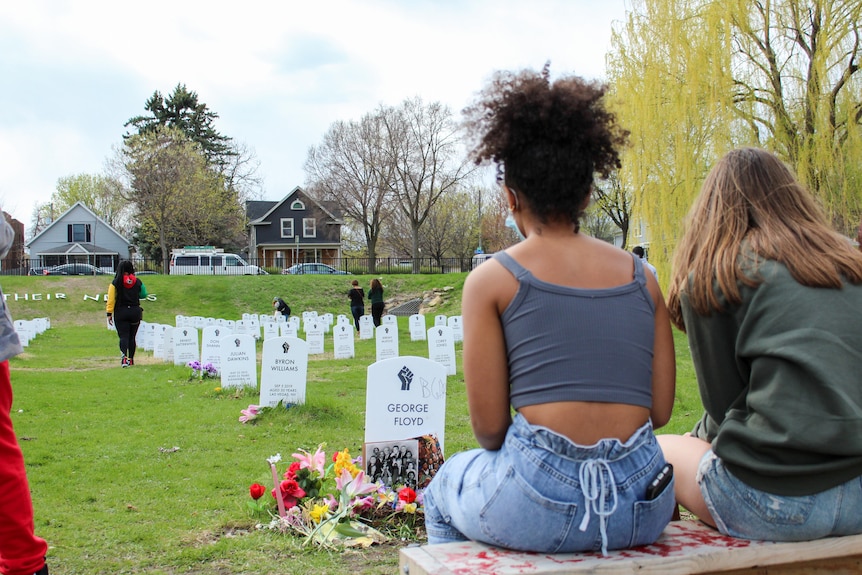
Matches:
[0,0,629,229]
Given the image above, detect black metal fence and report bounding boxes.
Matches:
[3,256,482,276]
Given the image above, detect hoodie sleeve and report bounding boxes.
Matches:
[106,284,116,315]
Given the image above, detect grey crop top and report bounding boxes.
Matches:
[494,251,655,410]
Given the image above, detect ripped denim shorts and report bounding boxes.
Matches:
[698,450,862,540]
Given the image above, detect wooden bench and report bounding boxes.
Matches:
[399,520,862,574]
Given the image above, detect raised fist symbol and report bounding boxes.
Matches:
[398,366,414,391]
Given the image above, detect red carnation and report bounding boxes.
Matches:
[249,482,266,500]
[272,478,306,510]
[398,487,417,504]
[284,461,301,479]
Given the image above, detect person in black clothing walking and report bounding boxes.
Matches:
[347,279,365,332]
[106,261,147,367]
[369,278,385,327]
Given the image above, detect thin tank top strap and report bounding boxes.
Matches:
[493,251,530,280]
[631,252,646,285]
[631,252,655,312]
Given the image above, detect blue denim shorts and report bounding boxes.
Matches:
[424,413,675,554]
[698,450,862,540]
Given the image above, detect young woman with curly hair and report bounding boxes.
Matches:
[423,65,676,555]
[659,148,862,541]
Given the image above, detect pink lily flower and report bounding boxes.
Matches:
[291,444,326,477]
[335,468,378,500]
[239,404,260,423]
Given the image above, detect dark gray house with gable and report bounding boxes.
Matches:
[246,187,343,271]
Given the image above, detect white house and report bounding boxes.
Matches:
[26,202,132,270]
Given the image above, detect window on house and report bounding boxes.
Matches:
[280,219,294,238]
[303,218,316,238]
[291,200,305,210]
[68,223,91,243]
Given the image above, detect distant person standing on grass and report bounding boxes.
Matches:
[106,260,147,367]
[369,278,385,327]
[347,279,365,332]
[632,246,657,280]
[0,215,49,575]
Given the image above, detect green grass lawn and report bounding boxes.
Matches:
[5,274,701,574]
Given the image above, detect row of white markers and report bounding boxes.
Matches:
[15,314,449,454]
[13,318,51,347]
[133,310,463,399]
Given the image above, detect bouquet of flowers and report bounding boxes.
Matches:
[247,445,423,547]
[188,360,218,380]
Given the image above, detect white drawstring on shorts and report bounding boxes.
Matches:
[578,458,618,556]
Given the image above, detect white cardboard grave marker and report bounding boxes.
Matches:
[447,315,463,343]
[262,321,280,341]
[305,320,325,355]
[153,324,168,359]
[427,325,457,375]
[280,322,298,338]
[383,315,398,327]
[14,320,34,347]
[375,324,399,362]
[434,314,447,327]
[247,318,261,340]
[172,327,199,366]
[201,326,231,374]
[136,320,148,350]
[333,322,355,359]
[365,356,447,454]
[234,320,250,337]
[359,315,374,339]
[260,337,308,406]
[219,334,257,388]
[409,314,427,341]
[301,311,317,330]
[163,327,175,363]
[144,322,155,351]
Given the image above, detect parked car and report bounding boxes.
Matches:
[282,263,349,275]
[28,266,51,276]
[43,263,110,276]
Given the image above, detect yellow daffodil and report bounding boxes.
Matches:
[309,503,330,524]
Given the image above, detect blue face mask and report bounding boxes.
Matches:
[505,213,525,241]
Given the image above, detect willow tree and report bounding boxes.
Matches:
[729,0,862,233]
[608,0,862,279]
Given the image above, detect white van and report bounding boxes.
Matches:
[169,248,266,275]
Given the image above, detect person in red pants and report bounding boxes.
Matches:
[0,216,48,575]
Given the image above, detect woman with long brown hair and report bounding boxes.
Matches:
[660,147,862,541]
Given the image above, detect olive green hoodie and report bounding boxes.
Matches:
[683,257,862,496]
